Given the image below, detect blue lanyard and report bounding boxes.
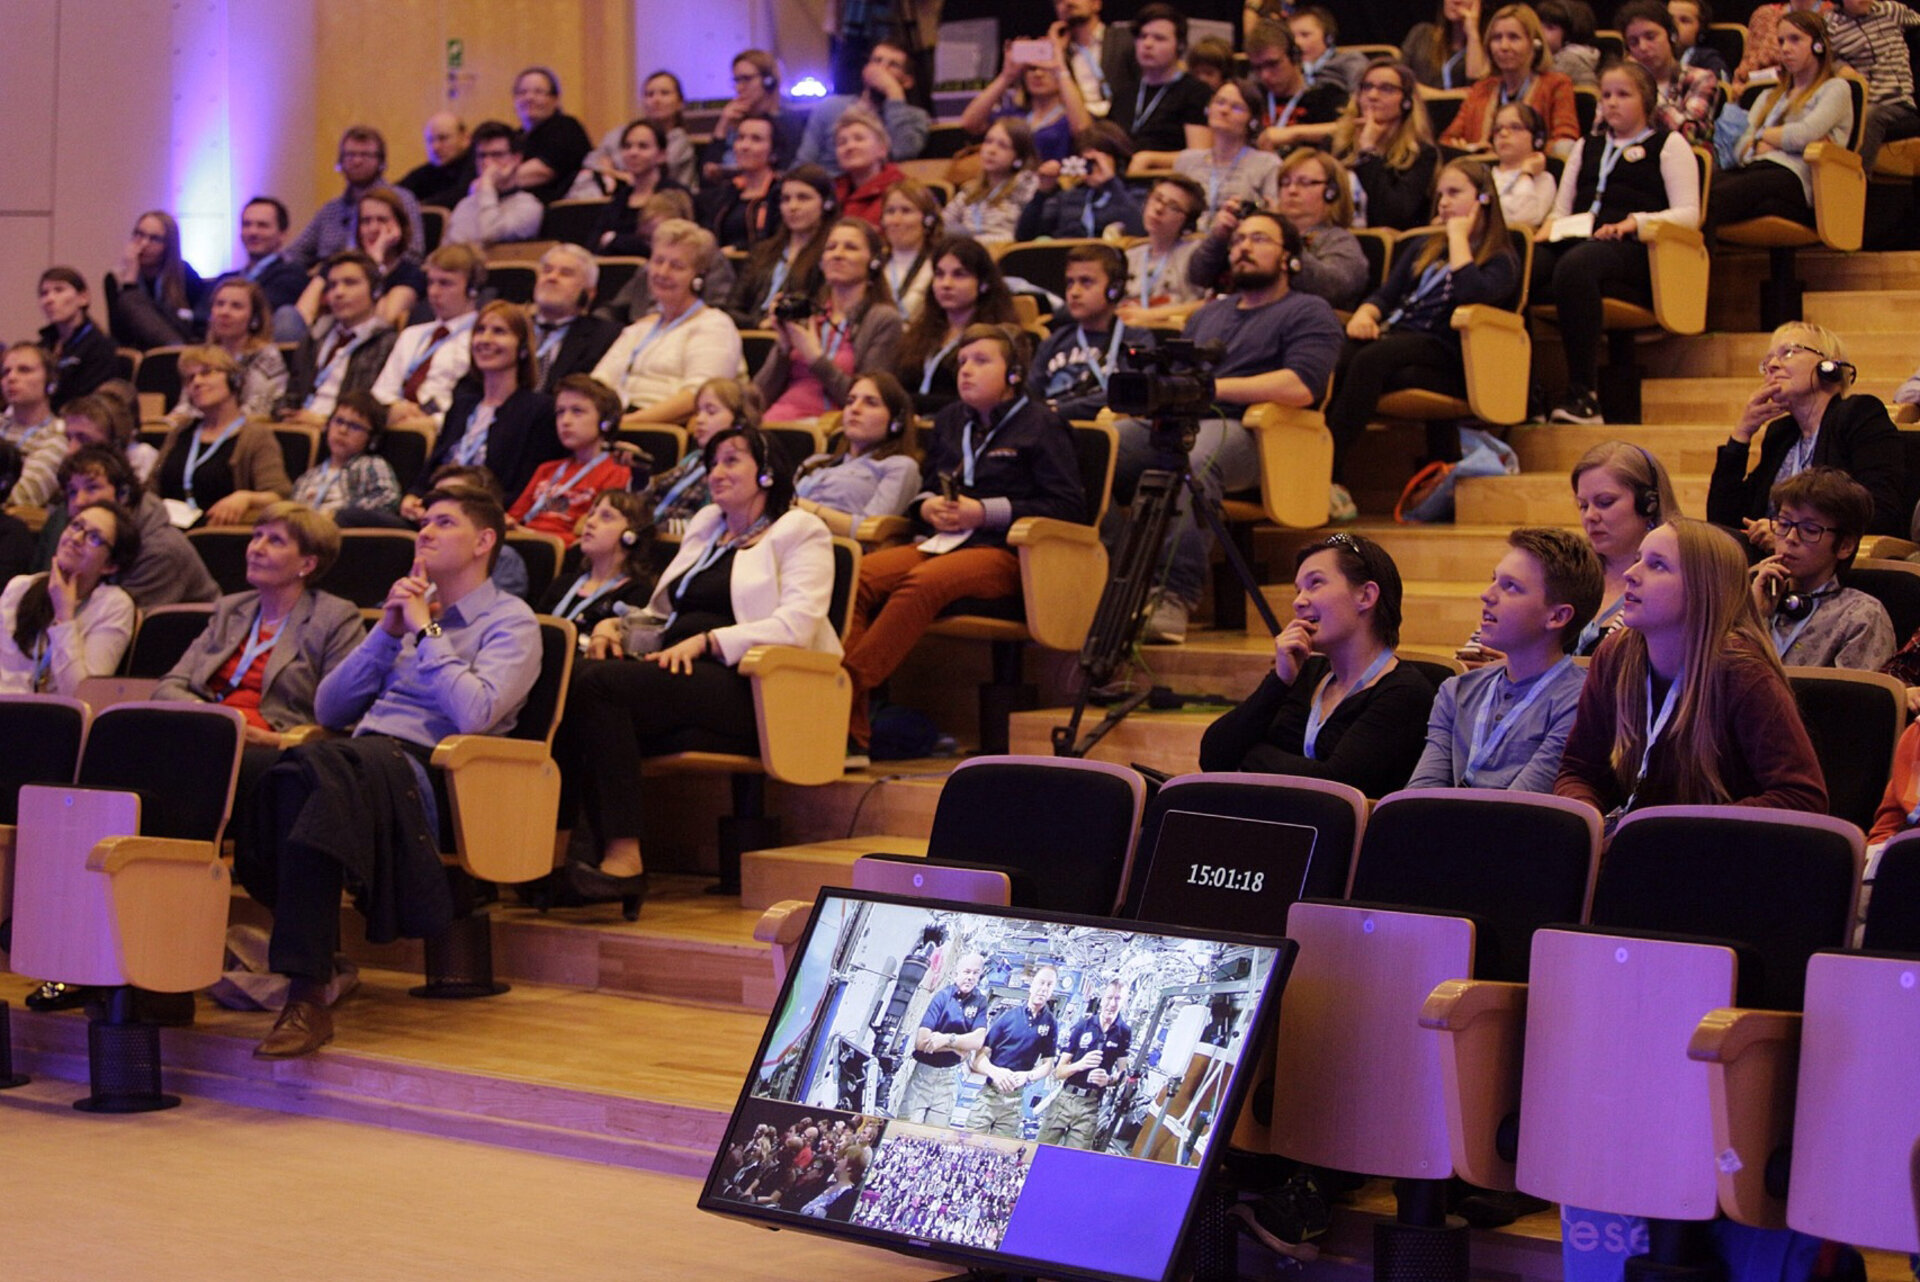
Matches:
[1074,326,1127,393]
[656,457,708,512]
[182,419,243,506]
[960,397,1028,485]
[1781,430,1819,482]
[1587,135,1632,215]
[1621,669,1684,813]
[1577,596,1625,653]
[1461,657,1571,784]
[218,608,282,694]
[528,452,608,518]
[820,315,852,364]
[623,301,707,383]
[921,333,964,393]
[304,459,345,508]
[672,517,767,602]
[1770,583,1838,661]
[1499,76,1535,107]
[759,257,793,314]
[30,634,52,692]
[1384,263,1450,329]
[553,572,628,621]
[404,325,456,379]
[1134,78,1173,127]
[536,320,570,363]
[1268,88,1307,127]
[1073,42,1110,101]
[1080,188,1111,236]
[1138,250,1172,305]
[1443,49,1467,89]
[452,402,496,467]
[1303,649,1395,761]
[1206,147,1250,210]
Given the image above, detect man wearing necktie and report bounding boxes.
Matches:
[528,244,619,394]
[371,244,485,432]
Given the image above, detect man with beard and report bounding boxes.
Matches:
[1103,208,1342,643]
[897,950,990,1126]
[1050,0,1139,119]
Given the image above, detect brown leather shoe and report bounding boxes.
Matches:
[253,999,334,1059]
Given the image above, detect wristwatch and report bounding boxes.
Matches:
[415,621,444,645]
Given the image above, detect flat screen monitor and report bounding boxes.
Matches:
[700,888,1295,1282]
[1133,809,1317,935]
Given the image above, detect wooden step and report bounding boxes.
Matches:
[1807,289,1920,332]
[1266,523,1537,581]
[1648,328,1916,382]
[739,833,932,912]
[1640,377,1754,423]
[1010,705,1223,775]
[1794,248,1920,290]
[1456,472,1711,526]
[1510,423,1733,475]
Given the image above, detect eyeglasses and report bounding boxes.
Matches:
[1228,231,1282,249]
[339,149,382,162]
[1213,97,1251,113]
[64,518,110,550]
[732,71,763,83]
[1359,80,1404,95]
[329,415,372,435]
[1770,515,1835,544]
[1758,342,1825,375]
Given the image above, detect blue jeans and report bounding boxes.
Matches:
[1104,415,1259,608]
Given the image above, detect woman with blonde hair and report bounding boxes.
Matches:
[151,345,293,527]
[1569,439,1683,655]
[1438,4,1580,154]
[1555,517,1826,827]
[1709,10,1853,230]
[1329,61,1440,230]
[168,278,289,424]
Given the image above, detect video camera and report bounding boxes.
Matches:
[771,294,815,323]
[1106,338,1226,419]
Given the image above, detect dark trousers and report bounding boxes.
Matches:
[1708,162,1814,228]
[556,656,758,841]
[1324,331,1466,473]
[1533,238,1654,392]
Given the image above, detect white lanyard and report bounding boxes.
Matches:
[182,420,243,506]
[1134,78,1174,127]
[1782,430,1819,481]
[453,402,496,467]
[1621,668,1685,813]
[1443,49,1467,89]
[1303,649,1395,760]
[1770,583,1837,660]
[1138,251,1172,305]
[553,572,628,621]
[536,320,570,364]
[305,459,345,509]
[219,608,282,694]
[921,333,964,393]
[970,178,1016,232]
[1074,325,1127,393]
[960,397,1028,486]
[1268,88,1307,127]
[1384,262,1450,329]
[623,301,707,383]
[528,452,608,518]
[672,517,767,602]
[1206,147,1250,210]
[1588,135,1629,215]
[1461,657,1571,784]
[759,257,793,314]
[404,327,455,378]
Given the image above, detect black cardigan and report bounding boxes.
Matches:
[416,386,563,501]
[1706,394,1905,537]
[1199,656,1437,798]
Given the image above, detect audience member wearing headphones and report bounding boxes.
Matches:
[291,391,402,517]
[0,441,32,583]
[1116,210,1344,645]
[843,324,1085,756]
[151,344,293,528]
[795,40,933,173]
[1247,21,1350,152]
[1569,440,1683,655]
[560,425,839,912]
[285,126,426,269]
[895,237,1021,415]
[1106,4,1214,154]
[1028,243,1157,422]
[1150,77,1281,232]
[166,279,289,426]
[1747,466,1895,669]
[507,375,632,542]
[446,120,546,248]
[1015,122,1145,242]
[1709,11,1854,229]
[1330,61,1440,231]
[942,118,1043,245]
[1708,321,1906,545]
[38,267,119,410]
[1555,517,1827,830]
[1187,148,1369,311]
[831,106,909,229]
[706,50,806,180]
[0,497,138,696]
[0,342,74,509]
[792,372,923,536]
[1538,61,1702,427]
[957,33,1094,164]
[593,219,745,425]
[535,487,653,639]
[1487,102,1557,227]
[1618,0,1725,148]
[1116,175,1209,329]
[50,447,219,606]
[1325,160,1521,475]
[726,167,838,329]
[754,218,905,422]
[368,244,485,432]
[1438,4,1581,155]
[1200,532,1437,797]
[697,115,782,254]
[879,178,948,320]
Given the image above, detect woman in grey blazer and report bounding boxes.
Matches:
[154,501,364,741]
[753,218,904,423]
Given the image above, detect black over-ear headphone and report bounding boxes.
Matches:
[761,70,778,91]
[1816,356,1854,384]
[1777,581,1839,621]
[1632,444,1661,521]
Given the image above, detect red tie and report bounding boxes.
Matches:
[400,325,450,402]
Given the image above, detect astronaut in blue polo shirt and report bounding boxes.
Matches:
[896,951,989,1126]
[1039,976,1132,1150]
[968,964,1066,1139]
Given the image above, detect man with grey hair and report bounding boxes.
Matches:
[398,111,476,210]
[528,242,617,394]
[896,950,990,1126]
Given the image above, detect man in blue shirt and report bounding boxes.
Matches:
[968,964,1065,1138]
[896,951,989,1125]
[1038,977,1132,1149]
[248,488,541,1060]
[796,41,933,171]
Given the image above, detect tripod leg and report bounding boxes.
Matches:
[1188,469,1283,637]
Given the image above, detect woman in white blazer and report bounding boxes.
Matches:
[555,424,836,914]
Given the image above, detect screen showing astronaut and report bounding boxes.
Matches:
[703,891,1291,1282]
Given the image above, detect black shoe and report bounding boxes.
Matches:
[561,860,648,921]
[1549,390,1603,424]
[25,982,97,1012]
[1456,1189,1551,1229]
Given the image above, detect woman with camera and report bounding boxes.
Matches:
[753,218,904,424]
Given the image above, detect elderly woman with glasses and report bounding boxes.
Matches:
[1706,321,1905,551]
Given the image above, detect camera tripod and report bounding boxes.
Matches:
[1052,415,1283,759]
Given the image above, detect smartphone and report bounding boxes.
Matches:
[1010,38,1054,67]
[938,473,959,503]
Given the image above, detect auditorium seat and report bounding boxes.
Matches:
[133,345,185,413]
[505,527,566,602]
[419,206,449,252]
[1377,227,1534,428]
[186,527,251,594]
[614,423,686,479]
[992,239,1104,300]
[274,423,319,479]
[377,420,433,493]
[539,198,608,247]
[1849,558,1920,644]
[639,538,861,899]
[325,528,420,608]
[1213,400,1341,630]
[1784,665,1904,833]
[594,256,645,304]
[7,703,245,1111]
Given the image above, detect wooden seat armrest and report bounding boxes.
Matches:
[753,899,814,947]
[430,735,552,770]
[1892,403,1920,426]
[88,835,231,992]
[280,724,340,747]
[1009,518,1107,651]
[856,514,913,547]
[1421,979,1529,1190]
[1689,1008,1803,1228]
[1453,305,1532,424]
[742,645,852,786]
[1805,142,1867,251]
[1641,220,1709,335]
[1862,534,1919,559]
[1243,404,1335,528]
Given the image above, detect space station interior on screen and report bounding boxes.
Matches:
[753,897,1275,1168]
